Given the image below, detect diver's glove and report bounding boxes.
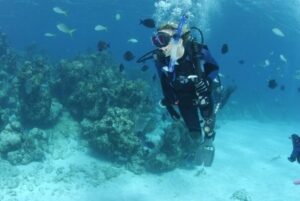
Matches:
[159,98,180,120]
[194,78,211,106]
[195,78,210,94]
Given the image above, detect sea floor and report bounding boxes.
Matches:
[0,116,299,201]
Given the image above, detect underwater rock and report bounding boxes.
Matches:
[4,127,49,165]
[53,53,152,121]
[0,124,22,154]
[81,107,143,163]
[47,99,63,123]
[146,122,191,172]
[101,166,122,180]
[17,60,54,127]
[231,189,252,201]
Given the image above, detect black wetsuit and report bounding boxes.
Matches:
[288,134,300,163]
[154,40,219,140]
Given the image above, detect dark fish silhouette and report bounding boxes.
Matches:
[268,79,277,89]
[288,134,300,163]
[238,60,245,64]
[119,64,124,72]
[140,18,156,28]
[152,74,156,82]
[280,85,285,91]
[97,40,110,52]
[123,51,135,61]
[141,64,149,72]
[297,87,300,93]
[221,43,229,54]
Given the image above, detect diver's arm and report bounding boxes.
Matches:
[155,59,180,120]
[200,45,219,81]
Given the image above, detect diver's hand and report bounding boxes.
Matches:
[159,98,180,120]
[194,78,212,107]
[195,78,210,95]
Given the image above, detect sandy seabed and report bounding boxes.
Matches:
[0,118,299,201]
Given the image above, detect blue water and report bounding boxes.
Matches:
[1,1,300,200]
[0,0,299,117]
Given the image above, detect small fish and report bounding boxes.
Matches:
[44,32,56,37]
[141,64,149,72]
[123,51,135,61]
[279,54,287,63]
[280,85,285,91]
[263,59,270,67]
[56,23,76,37]
[115,13,121,21]
[272,28,285,37]
[53,6,68,16]
[293,179,300,185]
[140,18,155,28]
[152,74,156,82]
[94,25,107,31]
[221,43,229,54]
[238,60,245,64]
[297,87,300,93]
[119,64,124,72]
[268,79,278,89]
[128,38,138,43]
[97,40,110,51]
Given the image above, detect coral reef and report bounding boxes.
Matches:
[52,53,152,121]
[145,121,191,172]
[0,116,49,165]
[81,107,143,163]
[17,59,51,126]
[0,30,193,173]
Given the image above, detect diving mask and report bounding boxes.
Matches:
[151,32,172,48]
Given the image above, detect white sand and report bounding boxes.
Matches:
[0,119,300,201]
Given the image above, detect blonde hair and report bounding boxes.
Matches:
[157,22,189,33]
[157,22,191,43]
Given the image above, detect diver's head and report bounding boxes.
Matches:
[151,22,189,50]
[151,25,175,48]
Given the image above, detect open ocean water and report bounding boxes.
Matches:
[0,0,300,201]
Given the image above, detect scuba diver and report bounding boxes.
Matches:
[288,133,300,163]
[137,15,234,166]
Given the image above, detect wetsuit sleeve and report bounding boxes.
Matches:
[154,57,177,104]
[196,44,219,81]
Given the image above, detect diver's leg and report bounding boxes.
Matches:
[288,151,297,162]
[199,101,216,139]
[296,151,300,163]
[178,105,202,140]
[199,103,216,167]
[178,105,204,165]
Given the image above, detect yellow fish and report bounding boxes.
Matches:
[56,23,76,37]
[53,7,68,16]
